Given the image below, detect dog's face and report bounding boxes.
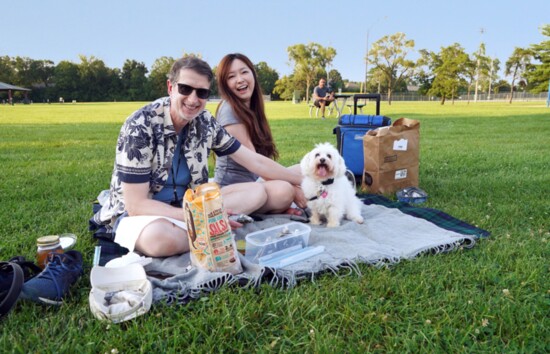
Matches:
[300,142,346,181]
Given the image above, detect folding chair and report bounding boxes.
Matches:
[346,98,366,114]
[309,100,334,118]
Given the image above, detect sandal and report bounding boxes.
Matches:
[0,256,42,319]
[7,256,42,281]
[0,262,24,319]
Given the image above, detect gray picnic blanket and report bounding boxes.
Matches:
[144,204,476,305]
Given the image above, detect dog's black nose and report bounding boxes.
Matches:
[320,157,325,163]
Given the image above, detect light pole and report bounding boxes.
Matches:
[364,31,370,93]
[487,57,494,100]
[474,28,485,103]
[364,17,387,93]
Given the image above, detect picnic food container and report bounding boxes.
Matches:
[396,186,428,204]
[245,222,311,264]
[89,263,152,323]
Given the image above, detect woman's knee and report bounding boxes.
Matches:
[222,182,267,214]
[135,220,188,257]
[265,181,295,205]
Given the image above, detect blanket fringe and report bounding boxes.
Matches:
[410,237,476,259]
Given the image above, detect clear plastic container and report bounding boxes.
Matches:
[245,222,311,264]
[396,187,428,204]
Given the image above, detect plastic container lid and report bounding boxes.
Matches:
[245,222,311,264]
[59,233,77,250]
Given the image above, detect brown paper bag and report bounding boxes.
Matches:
[361,118,420,194]
[183,182,243,275]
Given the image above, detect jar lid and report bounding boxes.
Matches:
[37,235,60,246]
[59,233,77,250]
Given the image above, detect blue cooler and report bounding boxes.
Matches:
[333,94,391,179]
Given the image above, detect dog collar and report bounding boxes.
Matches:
[321,178,334,186]
[308,186,329,201]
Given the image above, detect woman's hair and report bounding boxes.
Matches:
[168,55,213,84]
[216,53,278,159]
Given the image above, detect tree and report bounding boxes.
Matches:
[505,47,533,103]
[287,43,336,102]
[121,59,149,101]
[53,60,80,101]
[149,56,175,99]
[13,57,35,88]
[107,68,124,102]
[463,53,477,103]
[412,49,433,95]
[28,59,55,102]
[525,24,550,93]
[0,56,15,84]
[32,59,55,88]
[427,43,469,104]
[492,79,511,93]
[254,61,279,96]
[0,57,55,101]
[273,75,299,101]
[78,55,116,101]
[485,58,501,99]
[368,32,415,104]
[366,67,389,94]
[327,69,343,92]
[472,43,492,101]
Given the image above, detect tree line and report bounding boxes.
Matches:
[0,53,282,103]
[1,25,548,105]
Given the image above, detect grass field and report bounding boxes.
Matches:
[0,100,548,353]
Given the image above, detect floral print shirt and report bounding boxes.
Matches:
[92,96,240,227]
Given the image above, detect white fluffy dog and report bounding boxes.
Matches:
[300,142,364,227]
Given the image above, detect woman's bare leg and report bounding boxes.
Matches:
[254,180,295,214]
[134,219,188,257]
[221,182,267,215]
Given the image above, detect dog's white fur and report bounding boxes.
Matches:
[300,142,364,227]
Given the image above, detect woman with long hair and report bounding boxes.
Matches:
[214,53,305,214]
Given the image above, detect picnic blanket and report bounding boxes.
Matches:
[119,196,489,305]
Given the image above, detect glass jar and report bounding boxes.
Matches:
[36,235,63,269]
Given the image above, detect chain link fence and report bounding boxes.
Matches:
[377,92,549,102]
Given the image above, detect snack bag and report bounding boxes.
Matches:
[183,182,243,275]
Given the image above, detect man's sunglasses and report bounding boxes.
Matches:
[176,83,210,99]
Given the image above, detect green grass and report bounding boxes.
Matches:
[0,100,548,353]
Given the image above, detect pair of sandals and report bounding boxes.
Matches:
[0,256,42,319]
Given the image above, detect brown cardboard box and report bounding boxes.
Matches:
[361,118,420,194]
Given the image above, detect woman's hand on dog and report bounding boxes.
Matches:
[293,185,308,209]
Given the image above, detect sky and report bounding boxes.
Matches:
[2,0,548,82]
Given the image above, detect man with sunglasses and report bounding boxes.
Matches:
[90,56,306,258]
